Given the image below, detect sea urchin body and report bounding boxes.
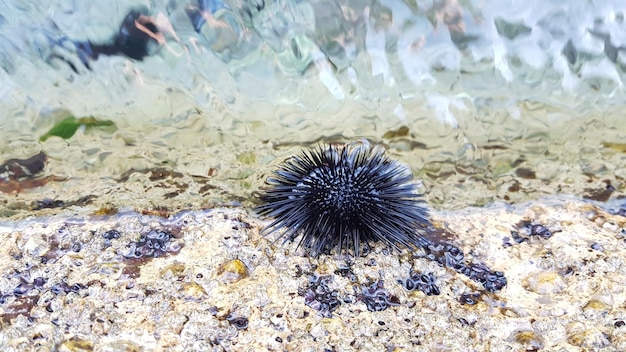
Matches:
[256,142,432,256]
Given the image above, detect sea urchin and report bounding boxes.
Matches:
[256,142,432,256]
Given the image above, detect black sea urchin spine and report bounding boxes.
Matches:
[256,142,433,256]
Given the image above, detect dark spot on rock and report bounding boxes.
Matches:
[421,240,506,292]
[458,317,477,327]
[334,262,357,282]
[530,224,553,238]
[164,182,190,199]
[102,230,121,240]
[466,263,507,292]
[615,320,625,328]
[591,243,604,251]
[33,277,47,287]
[483,144,508,150]
[0,152,63,193]
[198,182,218,194]
[41,236,66,264]
[513,220,559,242]
[35,195,97,210]
[117,167,183,182]
[502,236,512,248]
[121,265,141,279]
[13,283,33,296]
[294,265,304,278]
[584,181,616,202]
[424,242,464,268]
[612,208,626,217]
[459,293,481,305]
[50,280,86,296]
[358,280,399,312]
[140,206,171,217]
[298,275,340,318]
[69,283,84,293]
[510,230,528,244]
[508,180,521,192]
[515,168,536,179]
[123,229,182,262]
[0,294,10,304]
[70,195,97,207]
[398,270,440,296]
[563,266,575,275]
[34,198,65,210]
[226,314,248,330]
[51,283,67,295]
[0,151,47,181]
[382,125,409,139]
[1,295,39,323]
[149,167,183,181]
[71,242,82,252]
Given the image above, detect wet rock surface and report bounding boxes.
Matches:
[0,196,626,350]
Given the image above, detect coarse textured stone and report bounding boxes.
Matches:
[0,196,625,351]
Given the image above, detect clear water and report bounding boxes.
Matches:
[1,0,626,218]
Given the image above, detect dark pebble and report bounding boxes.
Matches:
[399,270,440,296]
[33,277,47,287]
[71,242,82,252]
[0,294,10,304]
[590,243,604,251]
[299,275,341,318]
[51,282,69,295]
[459,293,480,305]
[359,280,399,312]
[102,230,121,240]
[69,283,84,293]
[226,315,249,330]
[13,283,32,296]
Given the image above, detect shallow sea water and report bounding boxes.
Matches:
[1,0,626,350]
[0,0,625,217]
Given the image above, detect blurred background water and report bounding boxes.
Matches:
[1,0,626,216]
